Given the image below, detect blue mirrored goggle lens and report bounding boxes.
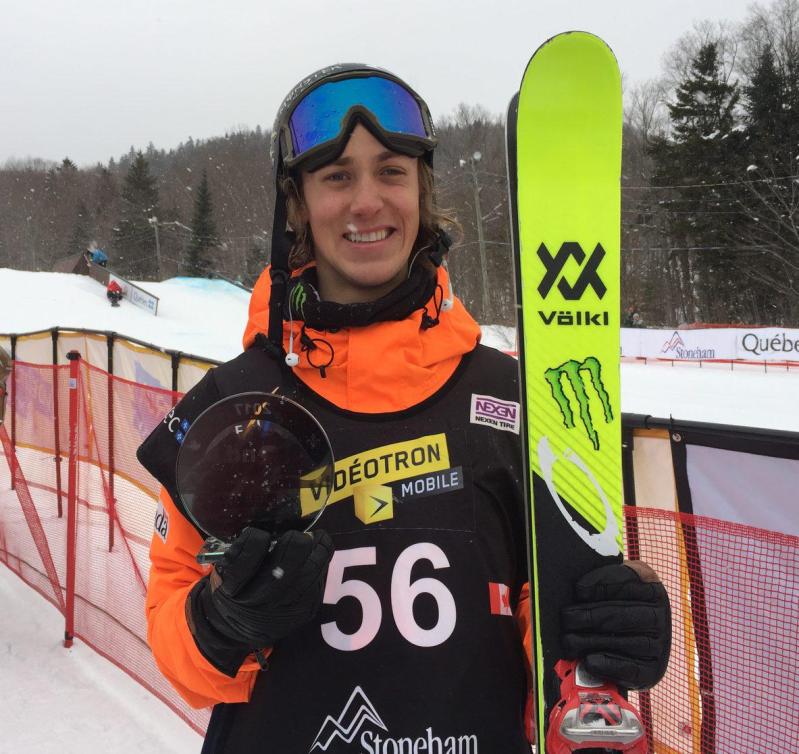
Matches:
[288,76,429,159]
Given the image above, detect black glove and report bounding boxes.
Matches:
[188,527,334,676]
[561,560,671,690]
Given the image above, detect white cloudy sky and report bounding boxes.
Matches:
[1,0,758,167]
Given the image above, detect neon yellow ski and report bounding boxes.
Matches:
[507,31,623,749]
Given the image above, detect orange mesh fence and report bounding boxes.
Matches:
[0,358,210,735]
[0,362,67,614]
[626,506,799,754]
[0,421,64,614]
[72,358,210,734]
[2,358,798,751]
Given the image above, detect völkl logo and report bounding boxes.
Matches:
[537,242,607,300]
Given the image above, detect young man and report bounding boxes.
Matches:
[138,64,670,753]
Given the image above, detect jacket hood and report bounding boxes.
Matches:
[242,264,481,413]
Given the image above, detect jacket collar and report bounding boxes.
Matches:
[284,260,439,331]
[242,264,481,413]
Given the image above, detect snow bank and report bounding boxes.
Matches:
[0,555,202,753]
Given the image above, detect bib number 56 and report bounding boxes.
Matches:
[321,543,456,651]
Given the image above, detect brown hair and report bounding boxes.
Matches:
[281,160,460,270]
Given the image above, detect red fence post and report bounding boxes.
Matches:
[52,329,64,518]
[64,350,81,648]
[107,333,116,552]
[9,335,16,490]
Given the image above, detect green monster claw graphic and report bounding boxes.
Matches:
[290,282,307,317]
[544,356,613,450]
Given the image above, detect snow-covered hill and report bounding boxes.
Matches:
[1,267,252,362]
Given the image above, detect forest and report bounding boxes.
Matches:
[1,0,797,327]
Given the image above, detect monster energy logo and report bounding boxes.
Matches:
[290,282,308,316]
[544,357,613,451]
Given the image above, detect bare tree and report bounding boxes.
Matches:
[739,0,799,79]
[662,19,741,94]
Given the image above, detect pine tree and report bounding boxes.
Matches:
[650,42,743,322]
[69,200,92,257]
[737,45,799,323]
[60,157,78,176]
[745,48,783,138]
[186,169,219,277]
[113,152,160,279]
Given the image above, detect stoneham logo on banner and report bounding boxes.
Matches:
[660,331,716,360]
[660,331,684,353]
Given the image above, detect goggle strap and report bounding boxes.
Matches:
[268,187,292,349]
[428,229,453,267]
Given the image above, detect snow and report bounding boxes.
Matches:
[1,266,797,749]
[0,555,202,753]
[621,360,798,431]
[0,267,251,362]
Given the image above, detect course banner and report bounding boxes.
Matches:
[622,327,799,363]
[108,273,160,316]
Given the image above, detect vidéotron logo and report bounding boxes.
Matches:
[309,686,479,753]
[544,356,613,451]
[536,242,609,327]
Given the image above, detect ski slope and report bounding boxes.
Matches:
[0,267,252,363]
[1,266,797,753]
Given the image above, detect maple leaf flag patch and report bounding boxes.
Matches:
[488,582,513,616]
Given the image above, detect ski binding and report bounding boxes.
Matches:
[546,659,646,753]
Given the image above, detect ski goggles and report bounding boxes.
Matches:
[279,73,437,172]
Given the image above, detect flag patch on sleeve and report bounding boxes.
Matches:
[488,582,513,616]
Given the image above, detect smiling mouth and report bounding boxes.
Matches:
[344,228,393,243]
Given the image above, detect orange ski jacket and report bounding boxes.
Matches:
[144,264,533,714]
